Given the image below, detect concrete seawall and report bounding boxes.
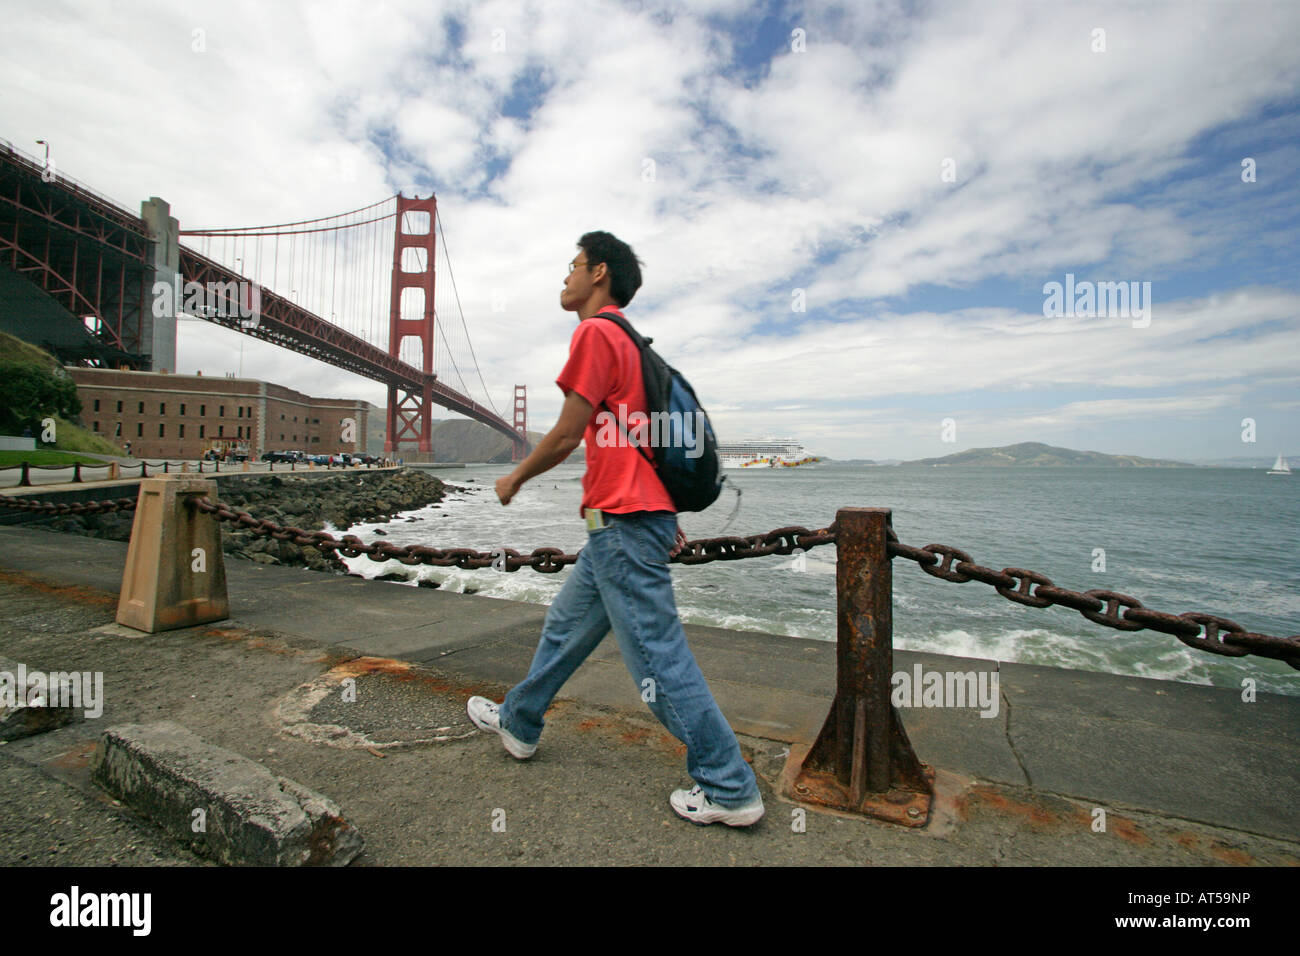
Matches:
[0,522,1296,866]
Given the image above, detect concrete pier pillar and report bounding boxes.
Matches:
[141,197,179,374]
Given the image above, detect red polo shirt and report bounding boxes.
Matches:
[556,307,676,516]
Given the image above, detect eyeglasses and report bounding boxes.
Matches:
[568,258,590,274]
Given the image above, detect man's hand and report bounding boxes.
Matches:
[496,474,521,505]
[669,523,688,558]
[496,390,592,508]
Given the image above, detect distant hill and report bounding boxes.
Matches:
[363,410,556,464]
[429,419,551,463]
[903,441,1192,468]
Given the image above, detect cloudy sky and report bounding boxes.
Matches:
[2,0,1298,461]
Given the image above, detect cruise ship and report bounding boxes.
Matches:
[718,438,817,469]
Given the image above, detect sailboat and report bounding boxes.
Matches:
[1267,453,1292,476]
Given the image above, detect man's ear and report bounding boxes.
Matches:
[591,261,608,286]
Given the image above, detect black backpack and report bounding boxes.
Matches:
[593,311,724,512]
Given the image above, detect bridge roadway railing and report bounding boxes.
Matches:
[1,484,1296,828]
[0,136,148,236]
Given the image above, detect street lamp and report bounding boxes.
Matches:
[35,140,54,183]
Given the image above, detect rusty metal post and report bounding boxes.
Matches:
[19,462,30,487]
[73,462,82,483]
[782,508,934,826]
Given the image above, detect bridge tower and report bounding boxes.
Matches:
[511,385,528,462]
[384,194,437,458]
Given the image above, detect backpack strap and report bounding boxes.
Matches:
[590,311,657,467]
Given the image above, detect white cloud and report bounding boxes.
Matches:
[2,0,1297,461]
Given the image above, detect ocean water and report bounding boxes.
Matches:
[335,463,1300,697]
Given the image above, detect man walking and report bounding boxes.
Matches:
[467,231,764,827]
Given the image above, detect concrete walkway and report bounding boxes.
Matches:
[0,523,1296,866]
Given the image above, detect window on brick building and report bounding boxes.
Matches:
[136,423,143,437]
[200,425,205,438]
[93,399,100,411]
[179,424,185,438]
[160,403,166,415]
[238,407,243,418]
[115,422,122,436]
[93,421,99,431]
[201,404,206,416]
[159,424,165,437]
[220,405,225,416]
[116,401,122,412]
[219,425,224,437]
[138,401,144,413]
[180,404,186,415]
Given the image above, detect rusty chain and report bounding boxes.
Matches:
[883,529,1300,671]
[1,491,1294,670]
[188,496,838,572]
[0,495,137,516]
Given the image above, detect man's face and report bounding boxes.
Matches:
[560,252,604,312]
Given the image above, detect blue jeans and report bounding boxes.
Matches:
[498,510,759,808]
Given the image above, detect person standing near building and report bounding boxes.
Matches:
[467,231,763,827]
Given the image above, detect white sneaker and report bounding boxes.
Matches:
[670,785,765,827]
[466,696,537,760]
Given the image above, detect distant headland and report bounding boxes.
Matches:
[825,441,1193,468]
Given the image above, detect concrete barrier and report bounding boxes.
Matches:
[116,476,228,633]
[90,721,364,866]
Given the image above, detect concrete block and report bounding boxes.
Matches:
[90,721,363,866]
[0,657,88,740]
[116,476,228,632]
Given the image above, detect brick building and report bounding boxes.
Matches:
[66,368,372,460]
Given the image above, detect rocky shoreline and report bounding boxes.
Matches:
[38,469,462,575]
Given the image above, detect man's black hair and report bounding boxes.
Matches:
[577,231,643,307]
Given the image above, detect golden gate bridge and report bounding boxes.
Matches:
[0,137,529,460]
